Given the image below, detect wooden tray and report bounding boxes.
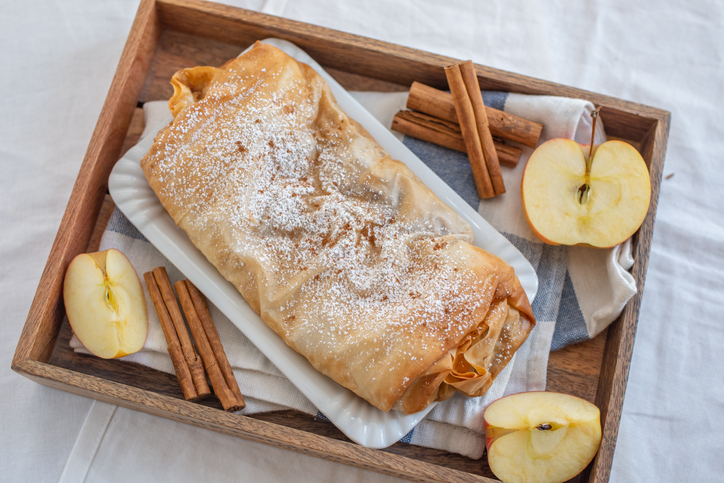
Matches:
[12,0,669,481]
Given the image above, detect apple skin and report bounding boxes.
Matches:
[484,391,602,483]
[63,249,148,359]
[521,139,651,248]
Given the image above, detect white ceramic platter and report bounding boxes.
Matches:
[109,38,538,449]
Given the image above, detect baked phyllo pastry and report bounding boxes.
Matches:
[141,42,535,413]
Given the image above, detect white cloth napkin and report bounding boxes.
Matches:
[71,77,633,458]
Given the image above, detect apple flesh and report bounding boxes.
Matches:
[63,249,148,359]
[484,391,602,483]
[521,139,651,248]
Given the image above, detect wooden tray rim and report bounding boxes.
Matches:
[12,1,671,482]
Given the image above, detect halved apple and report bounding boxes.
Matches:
[521,139,651,248]
[484,391,602,483]
[63,249,148,359]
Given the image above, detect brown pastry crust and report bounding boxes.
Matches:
[141,42,535,413]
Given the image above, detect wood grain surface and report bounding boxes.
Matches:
[12,1,670,482]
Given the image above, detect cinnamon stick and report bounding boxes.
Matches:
[445,63,495,199]
[151,267,211,399]
[391,110,521,167]
[144,271,201,401]
[175,280,245,412]
[184,280,246,410]
[459,61,505,195]
[407,81,543,148]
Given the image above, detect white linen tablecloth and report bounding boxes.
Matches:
[2,0,723,481]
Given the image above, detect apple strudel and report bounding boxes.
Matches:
[141,42,535,413]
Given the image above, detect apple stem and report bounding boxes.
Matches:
[576,106,602,205]
[586,106,601,174]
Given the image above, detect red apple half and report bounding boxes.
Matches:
[521,139,651,248]
[484,391,602,483]
[63,249,148,359]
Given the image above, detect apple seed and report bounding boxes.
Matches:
[104,283,119,313]
[576,182,591,205]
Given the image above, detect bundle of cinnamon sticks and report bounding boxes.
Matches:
[391,61,543,199]
[144,267,245,412]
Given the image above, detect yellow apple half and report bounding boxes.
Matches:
[484,391,602,483]
[521,139,651,248]
[63,249,148,359]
